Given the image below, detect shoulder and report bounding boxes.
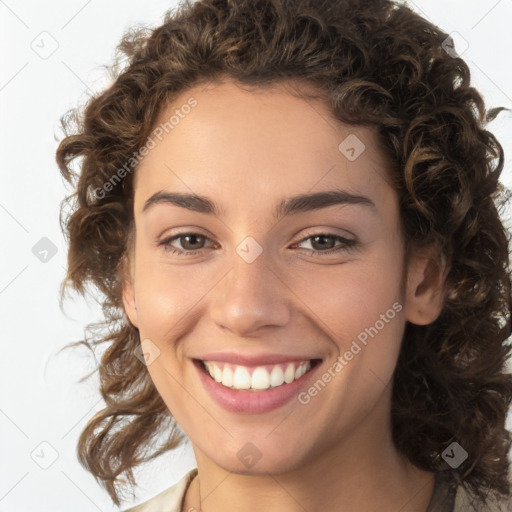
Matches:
[453,481,512,512]
[122,467,198,512]
[428,471,512,512]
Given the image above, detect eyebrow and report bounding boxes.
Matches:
[142,188,376,219]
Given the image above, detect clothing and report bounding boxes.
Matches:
[122,467,511,511]
[123,468,198,512]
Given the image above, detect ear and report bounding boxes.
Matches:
[119,253,139,328]
[404,246,449,326]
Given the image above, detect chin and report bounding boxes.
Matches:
[211,446,308,476]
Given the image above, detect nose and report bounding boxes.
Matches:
[208,245,292,338]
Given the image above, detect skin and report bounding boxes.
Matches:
[122,78,448,512]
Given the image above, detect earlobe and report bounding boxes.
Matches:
[119,254,139,328]
[404,250,449,326]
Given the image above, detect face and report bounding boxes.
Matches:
[122,78,444,475]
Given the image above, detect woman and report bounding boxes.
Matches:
[56,0,512,510]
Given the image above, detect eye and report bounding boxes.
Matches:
[158,232,215,255]
[294,233,358,256]
[158,231,358,258]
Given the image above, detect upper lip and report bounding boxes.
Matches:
[194,352,322,366]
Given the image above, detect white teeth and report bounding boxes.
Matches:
[269,365,285,387]
[221,366,233,387]
[284,363,295,384]
[213,364,222,383]
[232,366,251,389]
[295,362,307,380]
[251,367,270,390]
[203,360,313,391]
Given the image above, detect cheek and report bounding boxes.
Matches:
[299,258,404,340]
[294,245,406,386]
[295,261,406,426]
[133,251,216,343]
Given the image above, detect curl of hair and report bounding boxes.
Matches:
[56,0,512,506]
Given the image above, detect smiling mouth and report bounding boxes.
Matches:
[194,358,322,392]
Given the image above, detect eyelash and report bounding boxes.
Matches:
[157,231,358,257]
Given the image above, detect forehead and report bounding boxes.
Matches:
[133,78,396,217]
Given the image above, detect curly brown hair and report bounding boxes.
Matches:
[56,0,512,507]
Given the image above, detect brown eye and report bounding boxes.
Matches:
[295,233,358,256]
[158,232,214,254]
[178,234,207,250]
[309,234,337,250]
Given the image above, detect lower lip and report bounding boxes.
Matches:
[193,359,322,413]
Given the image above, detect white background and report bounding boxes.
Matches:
[1,0,512,510]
